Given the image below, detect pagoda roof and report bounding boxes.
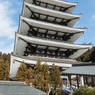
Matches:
[14,33,92,59]
[25,0,77,13]
[22,2,81,27]
[19,16,86,42]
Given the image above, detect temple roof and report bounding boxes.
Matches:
[22,2,81,27]
[62,65,95,76]
[0,81,47,95]
[25,0,77,13]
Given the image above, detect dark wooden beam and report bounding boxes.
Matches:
[54,31,58,39]
[65,49,70,58]
[53,5,56,10]
[59,7,63,11]
[33,0,36,4]
[63,20,71,25]
[65,33,74,41]
[68,75,71,87]
[53,17,57,23]
[45,46,49,57]
[45,29,48,37]
[76,75,79,88]
[45,15,49,22]
[60,19,64,25]
[25,5,38,19]
[30,27,37,36]
[62,5,75,12]
[62,33,67,40]
[45,3,48,8]
[22,20,31,27]
[55,48,60,58]
[37,14,41,20]
[86,76,88,85]
[92,77,94,87]
[38,2,41,6]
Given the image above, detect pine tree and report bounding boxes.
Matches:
[14,61,27,81]
[33,59,50,93]
[0,59,4,80]
[0,59,10,80]
[41,63,50,93]
[50,64,63,95]
[33,58,42,89]
[3,60,10,80]
[26,67,34,86]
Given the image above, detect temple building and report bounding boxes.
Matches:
[10,0,92,79]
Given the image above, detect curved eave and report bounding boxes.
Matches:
[11,54,77,65]
[17,33,92,49]
[69,49,89,59]
[19,16,86,34]
[22,2,81,27]
[25,0,77,13]
[14,33,92,59]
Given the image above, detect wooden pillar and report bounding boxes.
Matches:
[76,75,79,88]
[68,75,71,87]
[86,76,88,85]
[92,76,94,87]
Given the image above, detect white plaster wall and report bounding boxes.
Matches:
[10,56,21,78]
[16,39,27,55]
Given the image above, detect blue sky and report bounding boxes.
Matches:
[0,0,95,53]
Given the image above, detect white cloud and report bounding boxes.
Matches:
[0,0,19,53]
[0,0,18,39]
[92,15,95,18]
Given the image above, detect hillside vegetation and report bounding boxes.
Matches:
[76,46,95,62]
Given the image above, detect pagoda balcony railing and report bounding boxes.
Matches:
[23,44,78,59]
[27,31,73,43]
[24,51,66,59]
[27,34,73,44]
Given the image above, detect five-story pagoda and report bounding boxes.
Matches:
[10,0,92,78]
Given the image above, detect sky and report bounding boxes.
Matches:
[0,0,95,53]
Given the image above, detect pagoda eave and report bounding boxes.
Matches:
[18,16,86,42]
[25,0,77,13]
[13,33,92,59]
[16,33,92,49]
[22,2,81,27]
[20,16,87,33]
